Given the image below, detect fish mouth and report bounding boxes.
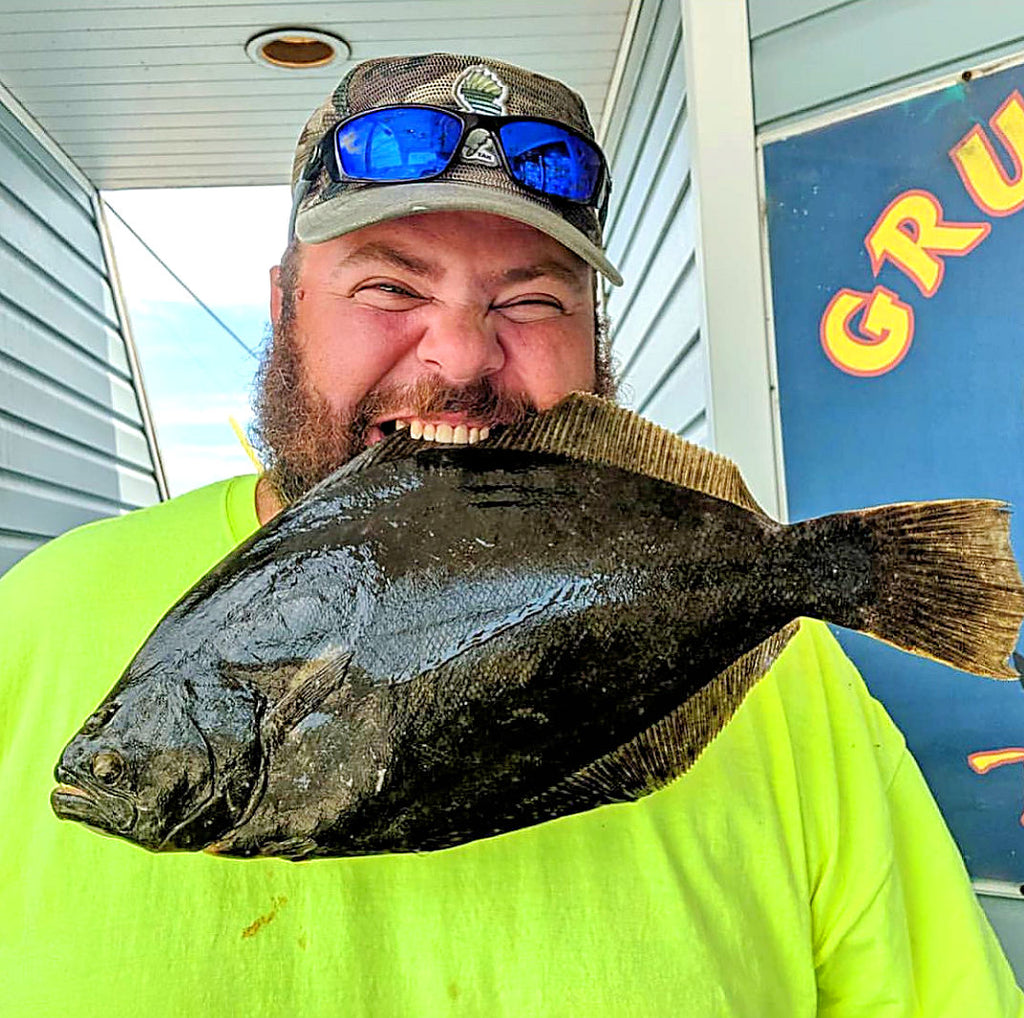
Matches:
[50,781,137,834]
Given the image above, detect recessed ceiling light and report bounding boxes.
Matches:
[245,28,350,71]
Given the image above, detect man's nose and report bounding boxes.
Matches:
[416,306,505,384]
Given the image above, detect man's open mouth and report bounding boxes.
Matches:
[377,417,492,444]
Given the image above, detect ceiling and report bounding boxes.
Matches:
[0,0,634,190]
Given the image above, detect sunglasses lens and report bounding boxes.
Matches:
[498,121,603,201]
[335,108,463,180]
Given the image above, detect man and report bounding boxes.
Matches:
[0,53,1020,1017]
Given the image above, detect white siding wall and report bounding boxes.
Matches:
[0,95,164,575]
[750,0,1024,129]
[602,0,708,447]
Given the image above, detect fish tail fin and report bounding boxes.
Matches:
[810,499,1024,678]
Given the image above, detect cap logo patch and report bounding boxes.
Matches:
[454,65,508,115]
[460,126,500,166]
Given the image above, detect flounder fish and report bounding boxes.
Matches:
[52,395,1024,858]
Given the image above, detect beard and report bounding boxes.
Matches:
[251,309,617,506]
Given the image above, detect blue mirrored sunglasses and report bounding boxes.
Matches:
[317,105,609,211]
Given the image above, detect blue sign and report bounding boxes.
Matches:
[764,63,1024,881]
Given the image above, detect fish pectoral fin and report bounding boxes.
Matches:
[260,649,355,745]
[527,622,800,813]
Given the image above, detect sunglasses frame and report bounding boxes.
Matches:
[307,104,610,219]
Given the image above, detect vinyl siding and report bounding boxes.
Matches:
[603,0,708,447]
[750,0,1024,129]
[0,96,163,575]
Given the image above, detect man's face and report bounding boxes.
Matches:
[255,210,607,505]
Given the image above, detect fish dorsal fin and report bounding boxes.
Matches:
[491,393,767,514]
[330,393,767,515]
[523,621,800,815]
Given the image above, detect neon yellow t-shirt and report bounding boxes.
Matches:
[0,474,1020,1017]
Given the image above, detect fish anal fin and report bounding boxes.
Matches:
[532,622,800,813]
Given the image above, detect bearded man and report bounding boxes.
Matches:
[0,53,1020,1017]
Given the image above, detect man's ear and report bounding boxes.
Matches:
[270,265,284,325]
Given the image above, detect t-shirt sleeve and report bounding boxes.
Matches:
[794,624,1024,1017]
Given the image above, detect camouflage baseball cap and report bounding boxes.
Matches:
[288,52,623,286]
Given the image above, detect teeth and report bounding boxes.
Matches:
[399,419,493,443]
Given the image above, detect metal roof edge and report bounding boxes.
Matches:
[94,196,172,503]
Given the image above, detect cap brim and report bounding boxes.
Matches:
[295,181,623,287]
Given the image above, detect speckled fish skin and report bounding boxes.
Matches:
[51,401,1024,859]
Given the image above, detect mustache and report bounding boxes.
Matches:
[353,377,535,437]
[251,309,565,506]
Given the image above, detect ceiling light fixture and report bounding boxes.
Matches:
[245,28,350,71]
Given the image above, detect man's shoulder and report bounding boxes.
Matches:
[733,617,908,793]
[0,474,259,610]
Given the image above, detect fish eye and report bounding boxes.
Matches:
[91,750,126,785]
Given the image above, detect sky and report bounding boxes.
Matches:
[103,185,292,497]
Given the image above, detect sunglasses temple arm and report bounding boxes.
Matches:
[287,177,311,242]
[287,135,331,242]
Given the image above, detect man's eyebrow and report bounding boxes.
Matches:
[499,260,588,294]
[333,242,441,278]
